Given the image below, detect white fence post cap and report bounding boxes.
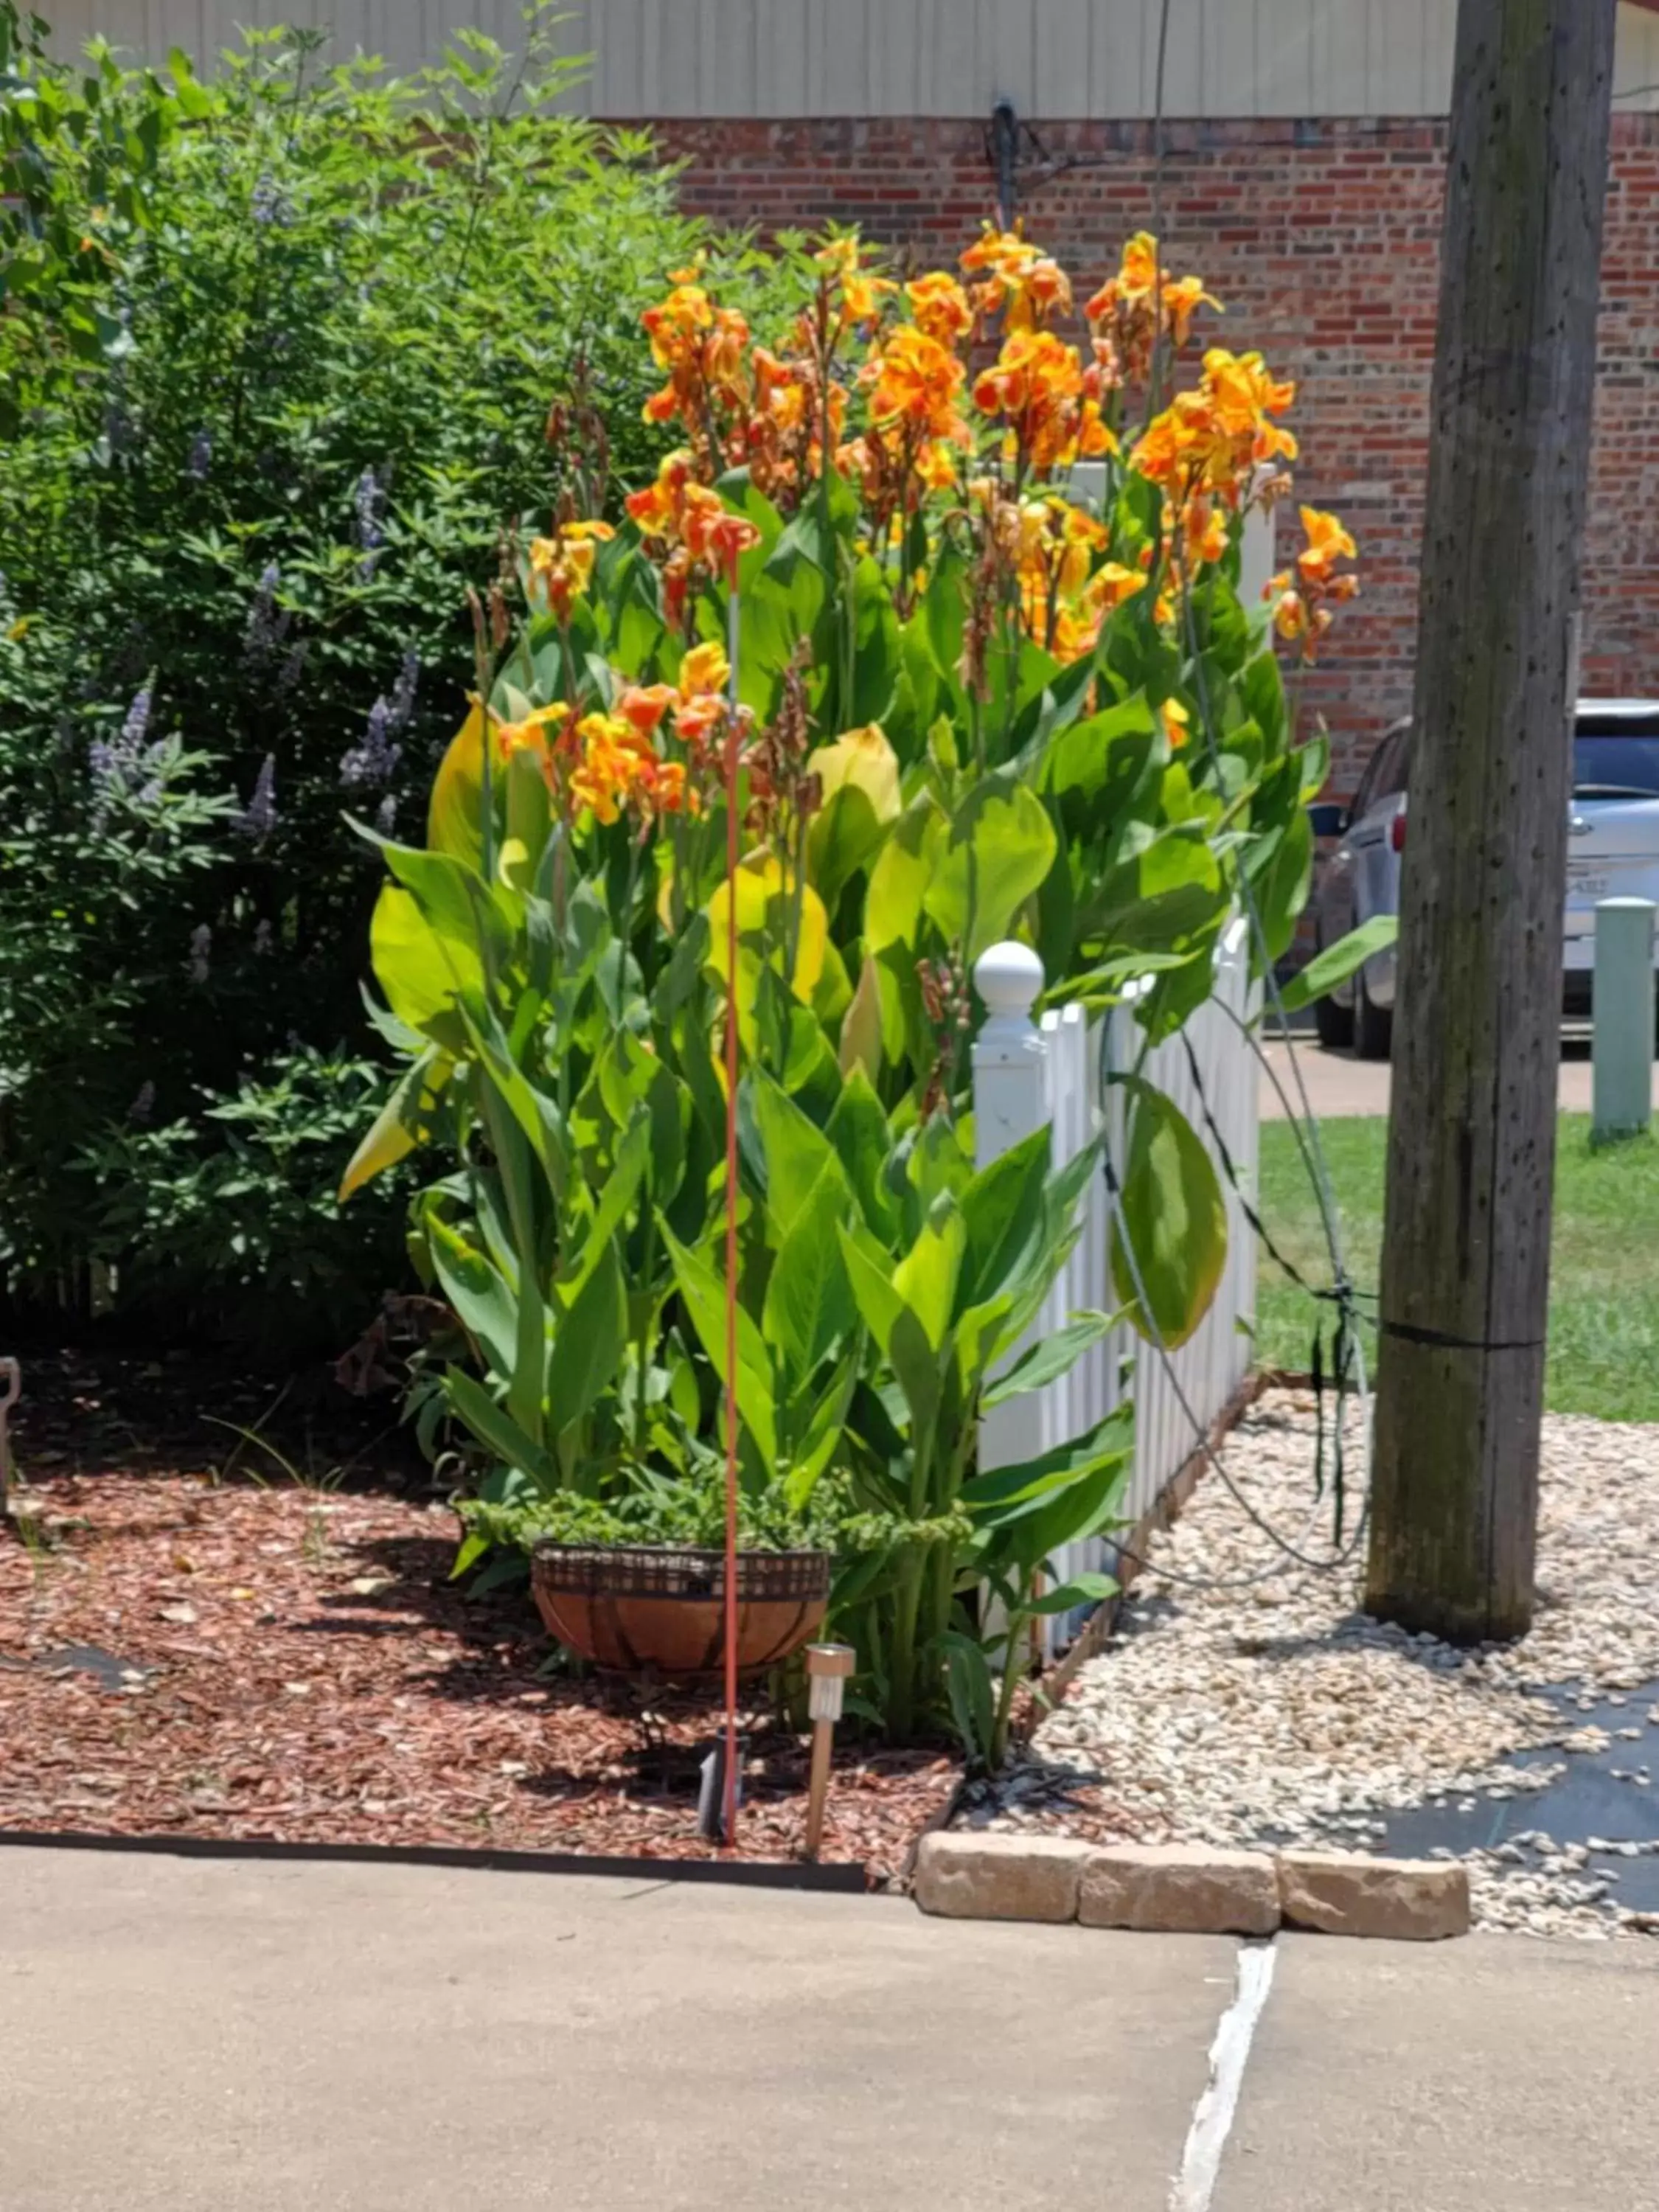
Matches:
[974,941,1044,1019]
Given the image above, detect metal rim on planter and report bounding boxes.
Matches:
[529,1543,830,1604]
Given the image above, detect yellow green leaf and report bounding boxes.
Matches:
[428,702,487,868]
[865,796,944,952]
[338,1047,454,1203]
[369,881,484,1036]
[704,851,828,1048]
[838,954,883,1082]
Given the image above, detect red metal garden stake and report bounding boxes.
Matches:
[720,568,742,1850]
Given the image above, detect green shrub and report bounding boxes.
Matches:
[0,9,787,1352]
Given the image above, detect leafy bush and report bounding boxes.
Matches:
[75,1045,413,1346]
[0,7,788,1350]
[347,229,1367,1755]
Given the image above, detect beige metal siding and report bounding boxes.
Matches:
[41,1,1659,116]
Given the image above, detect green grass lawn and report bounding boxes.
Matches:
[1253,1115,1659,1425]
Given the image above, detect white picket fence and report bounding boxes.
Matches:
[973,919,1259,1646]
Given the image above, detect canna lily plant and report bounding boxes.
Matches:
[341,222,1374,1754]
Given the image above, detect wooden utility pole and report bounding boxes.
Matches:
[1366,0,1617,1641]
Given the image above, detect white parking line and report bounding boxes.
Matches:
[1169,1938,1278,2212]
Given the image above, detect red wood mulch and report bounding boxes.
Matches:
[0,1360,956,1882]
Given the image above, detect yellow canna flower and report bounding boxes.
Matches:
[679,640,731,698]
[490,700,570,760]
[527,520,614,622]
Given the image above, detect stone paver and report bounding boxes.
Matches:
[912,1831,1091,1922]
[1277,1850,1470,1941]
[1079,1844,1280,1935]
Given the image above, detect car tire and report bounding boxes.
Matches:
[1314,976,1355,1051]
[1354,963,1393,1061]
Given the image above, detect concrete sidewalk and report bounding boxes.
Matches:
[0,1845,1228,2212]
[1259,1037,1659,1121]
[1221,1933,1659,2212]
[7,1844,1659,2212]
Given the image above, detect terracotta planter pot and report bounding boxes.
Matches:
[530,1543,831,1680]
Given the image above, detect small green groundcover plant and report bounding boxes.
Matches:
[341,216,1374,1759]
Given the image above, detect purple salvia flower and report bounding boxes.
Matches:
[89,686,162,826]
[129,1081,156,1125]
[243,563,292,671]
[339,696,401,789]
[276,640,308,695]
[354,468,384,581]
[88,740,119,829]
[375,794,398,835]
[251,174,292,229]
[120,687,153,749]
[253,919,274,957]
[187,428,212,480]
[188,925,212,985]
[233,754,278,841]
[386,647,420,733]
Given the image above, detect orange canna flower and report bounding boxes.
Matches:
[1293,504,1357,585]
[904,270,973,346]
[1085,232,1221,385]
[914,439,961,493]
[866,324,971,445]
[1181,494,1231,568]
[973,329,1119,476]
[1090,563,1150,617]
[1265,505,1358,661]
[626,450,695,539]
[489,700,571,763]
[661,546,693,630]
[815,234,897,328]
[700,506,763,585]
[616,683,676,737]
[960,225,1074,334]
[627,451,759,597]
[1132,347,1298,517]
[643,281,714,364]
[651,758,690,815]
[1162,697,1192,749]
[1267,580,1310,639]
[566,711,689,827]
[675,692,726,758]
[527,520,614,621]
[639,274,756,450]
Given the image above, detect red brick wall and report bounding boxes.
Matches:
[626,113,1659,801]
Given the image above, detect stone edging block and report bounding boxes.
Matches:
[911,1834,1093,1921]
[1277,1849,1470,1941]
[1079,1843,1279,1935]
[913,1835,1472,1941]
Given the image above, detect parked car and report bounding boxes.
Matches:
[1307,700,1659,1058]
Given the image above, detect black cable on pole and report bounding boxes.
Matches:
[990,98,1018,231]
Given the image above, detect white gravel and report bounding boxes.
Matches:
[971,1389,1659,1939]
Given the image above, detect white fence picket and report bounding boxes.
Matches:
[975,921,1259,1651]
